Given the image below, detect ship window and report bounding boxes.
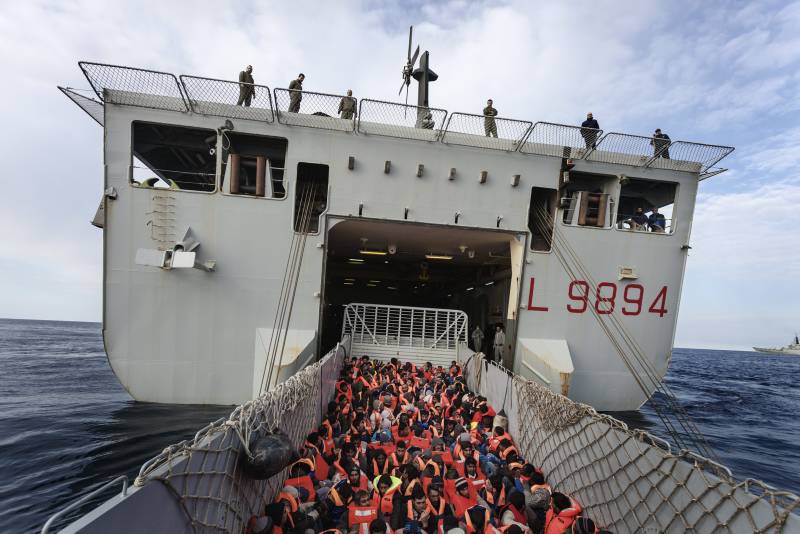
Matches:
[220,132,288,198]
[294,163,328,233]
[528,187,557,251]
[616,178,677,234]
[559,172,616,228]
[131,122,216,192]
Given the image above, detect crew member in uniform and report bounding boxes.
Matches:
[483,99,498,137]
[338,89,357,119]
[580,112,599,149]
[471,325,484,353]
[493,325,505,363]
[288,73,305,112]
[237,65,256,106]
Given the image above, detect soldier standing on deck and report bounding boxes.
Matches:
[483,99,498,137]
[493,325,506,363]
[288,73,305,113]
[581,112,599,149]
[237,65,255,107]
[651,128,671,159]
[338,89,357,119]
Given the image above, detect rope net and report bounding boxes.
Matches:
[459,352,800,533]
[133,345,345,533]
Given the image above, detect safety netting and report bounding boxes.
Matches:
[459,352,800,533]
[132,344,345,532]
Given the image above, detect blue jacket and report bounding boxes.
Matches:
[648,213,666,228]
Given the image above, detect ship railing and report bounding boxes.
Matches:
[645,140,735,174]
[79,61,188,112]
[273,88,356,132]
[70,61,736,173]
[357,99,447,142]
[615,213,674,234]
[180,75,274,123]
[584,131,668,167]
[41,475,129,534]
[460,352,800,533]
[441,112,532,152]
[57,86,104,126]
[130,164,216,192]
[519,121,604,159]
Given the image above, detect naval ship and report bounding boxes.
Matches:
[48,33,800,534]
[754,334,800,356]
[58,38,735,413]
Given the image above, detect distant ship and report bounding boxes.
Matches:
[754,334,800,356]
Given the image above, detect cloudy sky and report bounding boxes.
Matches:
[0,0,797,350]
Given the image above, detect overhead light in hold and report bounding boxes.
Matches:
[369,280,381,283]
[348,258,365,264]
[344,278,355,282]
[366,283,377,287]
[468,249,475,259]
[484,281,495,286]
[425,254,453,260]
[343,281,354,286]
[359,249,388,256]
[388,244,397,255]
[387,286,397,290]
[466,286,475,291]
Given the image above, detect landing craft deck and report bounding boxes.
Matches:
[46,341,800,533]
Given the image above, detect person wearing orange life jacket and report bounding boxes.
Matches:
[498,491,532,533]
[464,504,500,534]
[348,490,380,534]
[264,501,292,534]
[570,516,599,534]
[479,474,506,515]
[389,441,410,471]
[371,474,402,517]
[347,463,373,493]
[390,488,430,532]
[323,481,353,530]
[463,458,486,492]
[450,478,479,518]
[245,515,272,534]
[424,483,452,533]
[285,457,317,501]
[371,449,391,478]
[544,492,582,534]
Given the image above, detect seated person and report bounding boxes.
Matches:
[630,207,648,230]
[648,207,666,233]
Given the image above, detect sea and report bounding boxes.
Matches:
[0,318,798,533]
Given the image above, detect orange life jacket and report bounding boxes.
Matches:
[465,505,499,534]
[450,491,478,519]
[544,496,582,534]
[348,505,379,533]
[284,474,316,501]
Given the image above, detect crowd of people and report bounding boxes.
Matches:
[246,356,610,534]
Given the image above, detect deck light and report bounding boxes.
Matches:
[359,249,388,256]
[344,278,355,282]
[466,286,475,291]
[343,281,355,285]
[425,254,453,260]
[366,283,377,287]
[387,286,397,290]
[369,280,381,283]
[348,258,365,264]
[484,281,494,286]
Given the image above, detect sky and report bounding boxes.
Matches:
[0,0,798,350]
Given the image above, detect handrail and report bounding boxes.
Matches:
[41,475,129,534]
[67,61,736,172]
[273,87,356,132]
[180,74,274,123]
[441,112,532,152]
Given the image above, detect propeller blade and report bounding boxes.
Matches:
[398,79,408,95]
[404,87,409,118]
[410,45,420,69]
[407,26,413,60]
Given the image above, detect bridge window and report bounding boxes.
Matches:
[131,122,216,192]
[294,163,328,233]
[528,187,557,251]
[220,132,288,198]
[559,172,615,229]
[616,178,677,234]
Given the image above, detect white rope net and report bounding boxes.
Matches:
[133,344,345,533]
[459,352,800,533]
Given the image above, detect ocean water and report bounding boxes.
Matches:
[0,319,798,533]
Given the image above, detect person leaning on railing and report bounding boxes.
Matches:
[650,128,671,159]
[580,113,599,149]
[237,65,255,107]
[647,207,666,233]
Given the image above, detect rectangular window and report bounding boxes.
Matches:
[528,187,557,251]
[131,122,216,192]
[559,172,615,228]
[221,132,288,198]
[294,163,328,233]
[616,178,677,234]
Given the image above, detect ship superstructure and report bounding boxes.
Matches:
[60,60,733,411]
